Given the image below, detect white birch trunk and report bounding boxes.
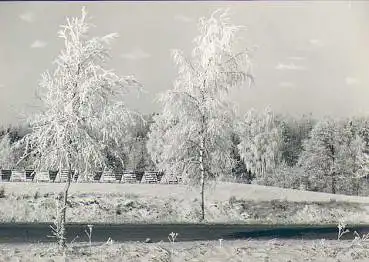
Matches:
[200,137,205,221]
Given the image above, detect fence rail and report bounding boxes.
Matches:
[0,170,173,184]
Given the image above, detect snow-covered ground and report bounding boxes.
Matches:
[2,181,369,203]
[1,182,369,224]
[1,239,369,262]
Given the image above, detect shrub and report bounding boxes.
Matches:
[0,186,5,198]
[253,164,304,189]
[33,190,40,200]
[229,196,237,205]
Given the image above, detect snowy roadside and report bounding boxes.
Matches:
[1,183,369,224]
[1,239,369,262]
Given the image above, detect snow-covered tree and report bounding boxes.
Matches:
[0,133,13,170]
[342,117,369,195]
[230,131,251,183]
[237,106,284,181]
[16,7,141,248]
[334,120,362,194]
[147,113,179,173]
[298,118,340,193]
[298,117,369,195]
[279,114,315,167]
[147,9,253,221]
[357,149,369,194]
[0,123,31,170]
[124,114,155,172]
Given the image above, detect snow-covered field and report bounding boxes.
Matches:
[1,239,369,262]
[3,181,369,203]
[1,182,369,224]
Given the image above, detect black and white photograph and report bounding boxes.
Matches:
[1,1,369,261]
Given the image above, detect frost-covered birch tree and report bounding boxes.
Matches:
[16,7,141,248]
[237,106,284,180]
[147,9,253,221]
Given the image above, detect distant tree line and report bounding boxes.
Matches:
[3,108,369,197]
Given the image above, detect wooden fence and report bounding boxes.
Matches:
[0,170,176,184]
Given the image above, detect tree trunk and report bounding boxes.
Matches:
[58,166,72,248]
[199,137,205,222]
[329,145,336,194]
[331,172,336,194]
[353,177,360,196]
[352,164,360,196]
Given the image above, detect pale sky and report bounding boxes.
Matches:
[1,1,369,125]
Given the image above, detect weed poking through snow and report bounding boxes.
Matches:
[85,224,93,253]
[168,232,178,255]
[337,222,350,240]
[352,230,369,246]
[219,238,223,248]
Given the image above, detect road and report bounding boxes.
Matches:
[0,223,368,243]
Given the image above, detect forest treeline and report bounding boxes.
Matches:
[1,108,369,196]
